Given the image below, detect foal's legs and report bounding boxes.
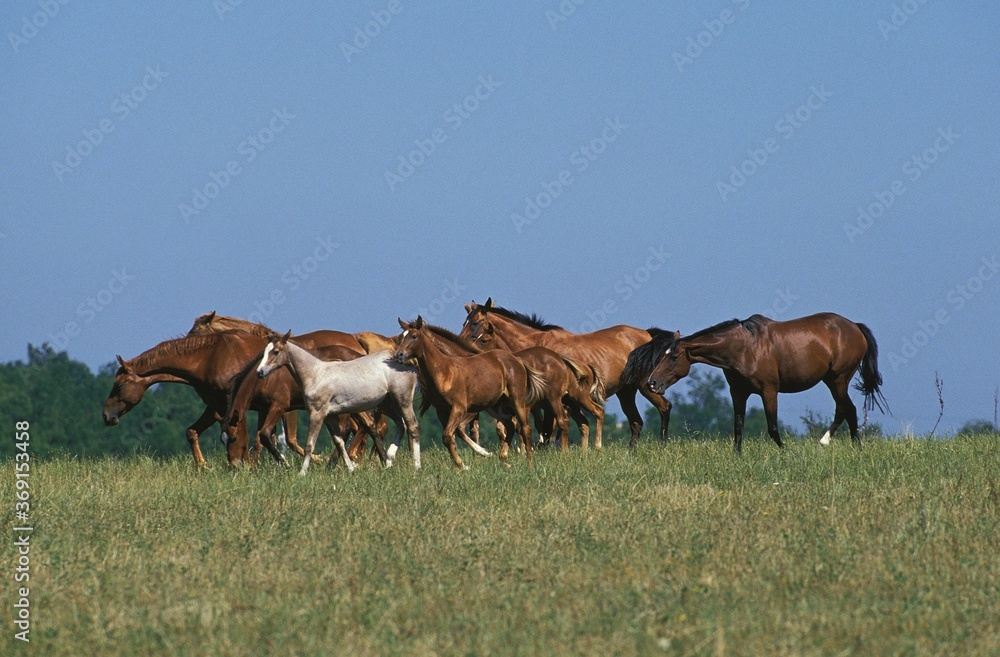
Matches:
[440,407,467,470]
[567,403,589,450]
[322,415,356,473]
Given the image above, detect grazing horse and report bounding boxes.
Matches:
[394,317,544,467]
[102,332,271,466]
[256,332,421,474]
[221,344,389,468]
[460,298,672,447]
[640,313,888,454]
[402,320,605,451]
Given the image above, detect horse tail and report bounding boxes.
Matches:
[853,323,890,415]
[524,366,548,408]
[588,365,607,404]
[621,328,675,388]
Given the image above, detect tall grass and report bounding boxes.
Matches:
[2,435,998,656]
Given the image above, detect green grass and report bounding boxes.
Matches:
[3,435,998,656]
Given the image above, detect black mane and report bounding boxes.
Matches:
[682,315,770,343]
[621,328,677,386]
[487,305,563,331]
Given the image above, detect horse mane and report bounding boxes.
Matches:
[681,314,771,344]
[130,333,229,373]
[621,328,677,386]
[486,305,563,331]
[192,313,276,338]
[423,324,483,353]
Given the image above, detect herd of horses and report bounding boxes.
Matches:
[101,299,888,472]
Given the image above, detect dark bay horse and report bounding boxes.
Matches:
[394,316,544,467]
[639,313,888,454]
[460,298,672,447]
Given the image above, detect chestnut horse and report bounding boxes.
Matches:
[402,320,605,451]
[640,313,888,454]
[102,332,271,466]
[394,317,545,467]
[460,298,671,447]
[256,332,420,474]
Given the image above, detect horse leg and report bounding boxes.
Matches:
[515,402,534,463]
[186,406,218,467]
[298,409,326,475]
[617,387,643,448]
[639,387,672,442]
[282,411,305,456]
[259,406,290,466]
[470,413,480,445]
[761,389,783,449]
[456,424,493,458]
[442,409,467,470]
[323,415,356,473]
[821,378,859,446]
[730,389,750,455]
[397,395,422,469]
[532,406,548,446]
[568,403,589,450]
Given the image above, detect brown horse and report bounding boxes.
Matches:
[220,344,388,467]
[394,317,544,467]
[640,313,888,454]
[102,332,272,466]
[460,298,672,447]
[404,320,605,451]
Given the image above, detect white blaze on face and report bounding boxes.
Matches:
[257,342,274,376]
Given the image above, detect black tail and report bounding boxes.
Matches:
[621,328,675,388]
[854,323,889,415]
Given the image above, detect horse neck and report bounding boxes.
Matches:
[684,330,748,369]
[282,341,316,387]
[414,335,456,390]
[130,340,212,383]
[487,314,542,350]
[431,330,481,356]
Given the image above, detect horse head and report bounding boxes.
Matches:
[256,330,292,379]
[102,355,147,426]
[645,332,688,394]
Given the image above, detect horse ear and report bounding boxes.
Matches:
[672,331,680,340]
[281,330,291,343]
[398,317,409,330]
[207,311,216,321]
[415,315,425,328]
[116,355,132,373]
[463,303,472,314]
[484,297,494,310]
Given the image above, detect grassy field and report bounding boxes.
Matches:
[2,435,998,656]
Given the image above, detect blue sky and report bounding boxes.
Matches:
[2,2,997,434]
